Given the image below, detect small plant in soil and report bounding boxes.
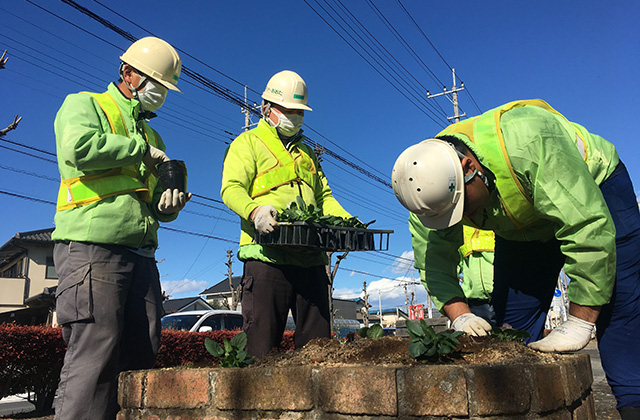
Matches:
[205,332,255,367]
[490,326,531,342]
[277,196,374,228]
[406,319,464,362]
[357,323,384,338]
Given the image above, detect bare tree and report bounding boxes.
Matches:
[226,249,241,310]
[361,281,371,327]
[0,50,8,70]
[325,250,349,330]
[0,114,22,138]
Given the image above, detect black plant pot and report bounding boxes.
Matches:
[157,160,187,193]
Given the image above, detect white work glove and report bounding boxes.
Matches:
[251,205,278,235]
[452,313,492,336]
[143,144,170,176]
[158,189,191,214]
[528,314,594,353]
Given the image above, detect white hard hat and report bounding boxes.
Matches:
[261,70,312,111]
[392,139,465,230]
[120,37,182,92]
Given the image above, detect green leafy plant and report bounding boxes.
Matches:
[406,319,464,362]
[490,326,531,342]
[357,323,384,338]
[277,196,374,228]
[204,332,255,367]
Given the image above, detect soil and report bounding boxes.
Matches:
[252,334,562,368]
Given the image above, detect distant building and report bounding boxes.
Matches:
[162,296,213,314]
[0,228,57,325]
[200,276,242,310]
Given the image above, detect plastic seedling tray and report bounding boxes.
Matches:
[254,221,393,252]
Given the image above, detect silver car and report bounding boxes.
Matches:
[161,310,243,332]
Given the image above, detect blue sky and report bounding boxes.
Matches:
[1,1,639,312]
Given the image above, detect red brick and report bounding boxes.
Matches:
[318,366,397,416]
[118,370,146,408]
[398,365,467,416]
[214,366,313,411]
[146,368,210,409]
[467,364,531,416]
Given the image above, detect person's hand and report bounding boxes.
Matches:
[143,144,170,176]
[158,189,191,214]
[251,205,278,235]
[451,313,492,336]
[528,315,594,353]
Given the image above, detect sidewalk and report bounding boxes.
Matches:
[579,340,620,420]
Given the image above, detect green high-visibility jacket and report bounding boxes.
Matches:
[412,217,494,302]
[411,99,619,311]
[52,83,178,249]
[220,119,350,266]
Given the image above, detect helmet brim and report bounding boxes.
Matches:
[415,196,464,230]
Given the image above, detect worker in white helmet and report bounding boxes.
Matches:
[392,99,640,418]
[52,37,188,420]
[221,70,351,357]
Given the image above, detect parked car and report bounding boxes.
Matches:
[161,310,243,332]
[285,316,361,337]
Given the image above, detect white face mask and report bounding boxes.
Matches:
[137,79,168,111]
[271,108,304,137]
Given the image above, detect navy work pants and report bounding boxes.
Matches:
[241,260,331,357]
[53,242,163,420]
[492,162,640,410]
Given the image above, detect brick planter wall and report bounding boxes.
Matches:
[118,354,595,419]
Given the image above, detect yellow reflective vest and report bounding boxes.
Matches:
[438,99,589,228]
[221,119,350,266]
[56,91,158,211]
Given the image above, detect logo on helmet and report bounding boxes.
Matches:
[267,87,283,96]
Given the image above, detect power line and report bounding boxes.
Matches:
[50,0,397,191]
[395,0,482,114]
[303,0,448,128]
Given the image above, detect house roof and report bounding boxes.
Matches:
[0,227,55,266]
[200,276,242,295]
[162,297,213,314]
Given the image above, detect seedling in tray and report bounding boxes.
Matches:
[277,196,375,228]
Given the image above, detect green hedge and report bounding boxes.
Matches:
[0,323,296,412]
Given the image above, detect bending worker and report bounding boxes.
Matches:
[52,37,189,420]
[392,99,640,418]
[411,216,495,324]
[221,70,351,357]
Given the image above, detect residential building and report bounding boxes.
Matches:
[0,228,56,325]
[162,296,213,314]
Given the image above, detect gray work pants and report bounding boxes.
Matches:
[53,242,163,420]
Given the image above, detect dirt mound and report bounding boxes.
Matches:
[253,334,561,368]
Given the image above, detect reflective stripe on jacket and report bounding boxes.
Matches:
[249,120,316,198]
[459,225,495,257]
[56,91,158,211]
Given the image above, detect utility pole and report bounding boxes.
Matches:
[241,85,260,131]
[362,281,370,327]
[378,289,382,327]
[427,68,466,123]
